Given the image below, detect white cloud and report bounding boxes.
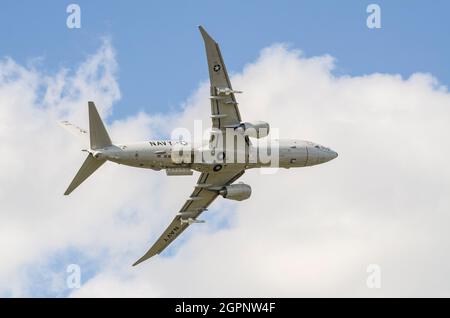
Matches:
[1,41,450,297]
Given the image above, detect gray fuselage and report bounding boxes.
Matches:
[91,139,338,174]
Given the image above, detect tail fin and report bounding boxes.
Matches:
[64,101,111,195]
[88,101,112,150]
[64,154,106,195]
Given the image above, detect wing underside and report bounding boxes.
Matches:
[199,26,242,130]
[133,168,245,266]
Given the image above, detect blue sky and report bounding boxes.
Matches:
[1,1,449,121]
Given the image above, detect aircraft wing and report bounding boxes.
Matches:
[199,26,242,130]
[133,167,245,266]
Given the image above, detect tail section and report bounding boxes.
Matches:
[64,101,111,195]
[88,101,112,150]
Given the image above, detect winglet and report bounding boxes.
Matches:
[199,25,219,44]
[132,251,158,266]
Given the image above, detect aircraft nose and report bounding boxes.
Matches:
[320,148,338,163]
[327,149,338,161]
[306,144,338,166]
[330,150,338,160]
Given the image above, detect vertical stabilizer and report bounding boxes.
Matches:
[88,101,112,150]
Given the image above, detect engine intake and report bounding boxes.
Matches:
[236,121,270,138]
[219,183,252,201]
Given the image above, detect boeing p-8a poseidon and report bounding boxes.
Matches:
[62,26,338,266]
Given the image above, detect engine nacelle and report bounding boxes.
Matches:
[236,121,270,138]
[219,183,252,201]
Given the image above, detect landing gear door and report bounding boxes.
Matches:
[171,141,192,165]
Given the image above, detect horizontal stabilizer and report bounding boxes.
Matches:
[59,121,89,143]
[64,153,106,195]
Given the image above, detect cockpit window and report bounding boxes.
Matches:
[315,144,331,151]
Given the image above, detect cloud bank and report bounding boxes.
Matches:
[1,41,450,297]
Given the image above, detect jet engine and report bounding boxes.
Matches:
[219,183,252,201]
[235,121,270,138]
